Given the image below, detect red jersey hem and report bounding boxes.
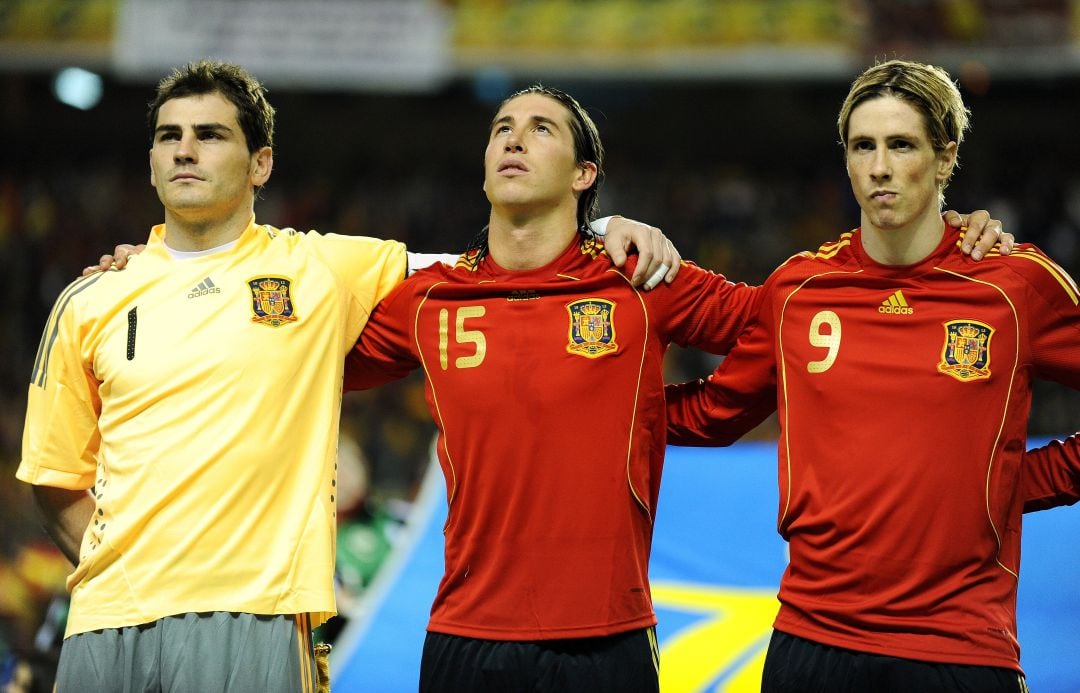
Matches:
[773,615,1023,673]
[427,614,658,641]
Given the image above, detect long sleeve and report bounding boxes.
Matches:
[343,278,422,392]
[1023,435,1080,512]
[665,290,778,447]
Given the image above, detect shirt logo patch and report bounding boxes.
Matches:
[879,289,913,315]
[938,320,993,382]
[188,276,221,299]
[248,276,298,327]
[566,298,617,358]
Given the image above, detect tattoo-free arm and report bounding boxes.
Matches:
[31,485,94,566]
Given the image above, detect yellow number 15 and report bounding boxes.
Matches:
[439,306,486,369]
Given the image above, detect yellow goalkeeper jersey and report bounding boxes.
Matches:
[17,219,406,636]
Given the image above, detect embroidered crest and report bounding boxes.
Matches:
[566,298,617,358]
[248,276,298,327]
[938,320,993,381]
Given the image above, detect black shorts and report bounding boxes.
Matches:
[762,629,1029,693]
[419,627,659,693]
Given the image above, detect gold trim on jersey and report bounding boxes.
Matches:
[810,232,855,260]
[1009,248,1079,305]
[608,269,654,522]
[935,267,1021,580]
[579,236,606,260]
[776,268,863,529]
[413,282,460,523]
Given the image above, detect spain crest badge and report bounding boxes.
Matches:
[566,298,617,358]
[938,319,993,382]
[248,276,298,327]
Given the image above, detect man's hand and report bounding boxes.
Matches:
[946,210,1014,261]
[604,216,683,290]
[81,244,146,276]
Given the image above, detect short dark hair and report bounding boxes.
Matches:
[500,85,605,231]
[148,60,275,155]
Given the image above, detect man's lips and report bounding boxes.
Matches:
[497,159,528,174]
[171,172,204,182]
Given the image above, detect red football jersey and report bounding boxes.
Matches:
[345,236,757,640]
[667,225,1080,671]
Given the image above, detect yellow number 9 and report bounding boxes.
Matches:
[807,310,841,374]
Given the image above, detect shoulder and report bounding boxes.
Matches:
[273,227,408,277]
[970,243,1079,307]
[271,226,404,254]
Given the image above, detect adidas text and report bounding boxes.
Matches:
[188,287,221,299]
[878,304,913,315]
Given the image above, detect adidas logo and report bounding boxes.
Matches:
[187,277,221,299]
[879,290,913,315]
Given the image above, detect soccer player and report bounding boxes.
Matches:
[340,84,1011,691]
[15,61,677,693]
[666,59,1080,692]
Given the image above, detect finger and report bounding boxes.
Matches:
[664,240,682,283]
[943,209,968,230]
[958,210,990,253]
[999,232,1015,256]
[970,221,1003,261]
[643,263,670,291]
[82,265,100,276]
[114,249,132,269]
[606,238,629,268]
[635,229,667,286]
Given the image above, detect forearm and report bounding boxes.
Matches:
[31,485,94,565]
[666,378,776,447]
[1023,434,1080,513]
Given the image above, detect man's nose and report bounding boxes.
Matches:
[174,135,196,163]
[869,150,890,180]
[504,133,524,153]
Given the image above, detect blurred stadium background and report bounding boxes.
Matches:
[1,0,1078,691]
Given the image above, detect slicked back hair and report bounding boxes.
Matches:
[468,85,605,260]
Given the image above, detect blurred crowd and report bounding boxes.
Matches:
[2,73,1079,690]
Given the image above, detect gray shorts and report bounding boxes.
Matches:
[55,612,322,693]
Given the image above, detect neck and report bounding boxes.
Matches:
[163,203,254,251]
[860,209,946,266]
[487,205,580,270]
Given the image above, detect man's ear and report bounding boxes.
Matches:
[251,146,274,187]
[573,161,598,193]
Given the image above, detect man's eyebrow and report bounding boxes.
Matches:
[531,115,560,129]
[153,122,234,135]
[489,114,562,130]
